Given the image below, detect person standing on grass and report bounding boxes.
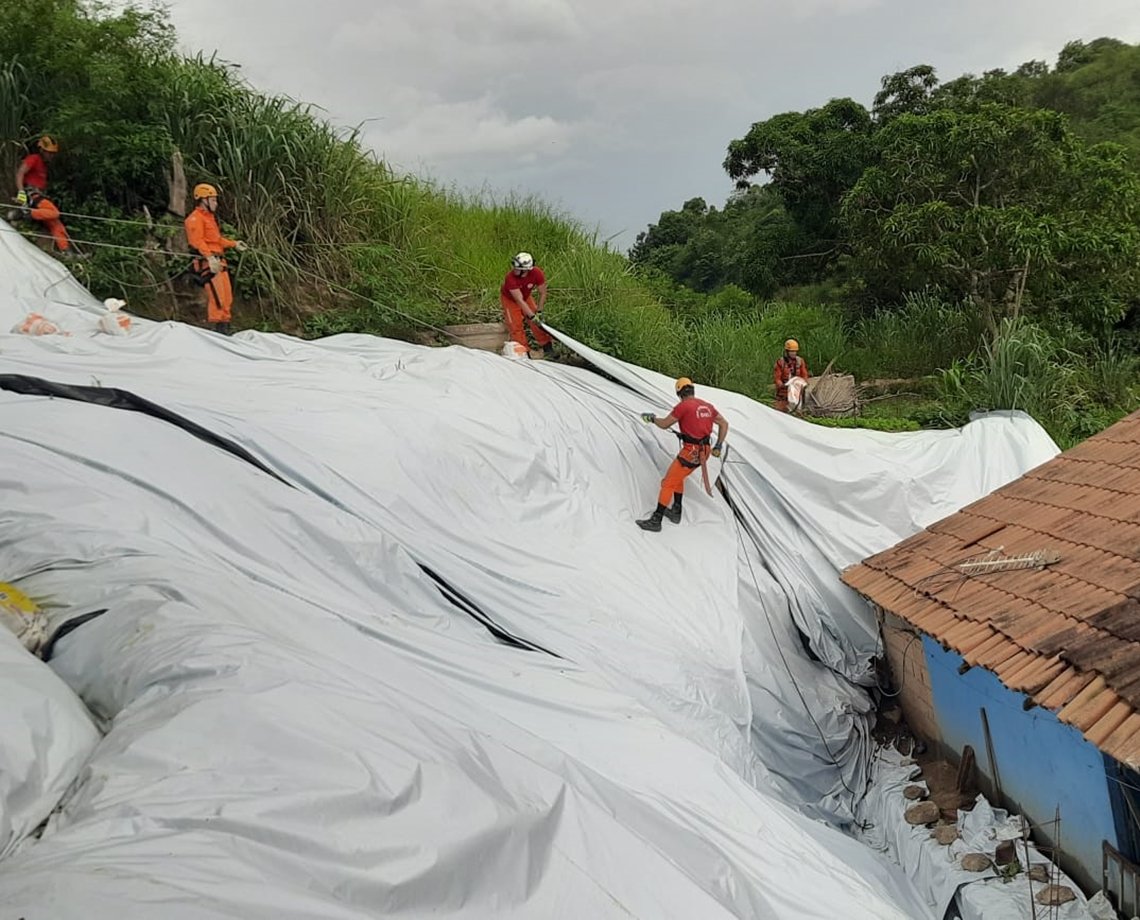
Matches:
[636,377,729,532]
[185,183,247,336]
[500,251,554,357]
[773,338,810,412]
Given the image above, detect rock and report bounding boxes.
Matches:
[1027,865,1049,883]
[1035,885,1076,906]
[904,801,941,825]
[931,825,960,846]
[961,853,993,872]
[995,840,1017,866]
[903,785,926,800]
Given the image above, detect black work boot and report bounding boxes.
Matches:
[664,493,683,524]
[542,342,554,357]
[636,505,667,532]
[214,322,232,336]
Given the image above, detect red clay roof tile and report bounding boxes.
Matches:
[841,409,1140,764]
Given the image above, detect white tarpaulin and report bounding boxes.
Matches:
[857,747,1094,920]
[0,222,1059,917]
[0,627,99,860]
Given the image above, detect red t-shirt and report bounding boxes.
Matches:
[20,153,48,190]
[501,267,546,300]
[672,397,717,441]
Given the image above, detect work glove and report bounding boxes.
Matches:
[233,240,248,252]
[711,442,724,458]
[15,190,27,207]
[641,412,656,424]
[206,255,223,275]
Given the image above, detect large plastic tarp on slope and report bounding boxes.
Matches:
[0,223,1056,917]
[552,333,1059,684]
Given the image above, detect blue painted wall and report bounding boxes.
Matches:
[922,636,1117,886]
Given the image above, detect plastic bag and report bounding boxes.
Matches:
[11,313,63,336]
[97,298,131,335]
[787,376,807,409]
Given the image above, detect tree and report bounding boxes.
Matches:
[873,65,940,122]
[1055,38,1126,74]
[630,186,795,296]
[0,0,181,207]
[1033,39,1140,166]
[841,105,1140,334]
[724,98,875,243]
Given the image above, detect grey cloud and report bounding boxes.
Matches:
[165,0,1140,246]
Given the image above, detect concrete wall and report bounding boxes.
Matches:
[922,636,1118,890]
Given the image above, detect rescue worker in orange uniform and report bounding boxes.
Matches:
[773,338,810,412]
[12,136,72,254]
[184,183,247,335]
[637,377,729,532]
[500,251,554,357]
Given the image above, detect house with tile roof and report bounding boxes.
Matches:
[843,409,1140,895]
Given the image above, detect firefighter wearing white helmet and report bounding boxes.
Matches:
[184,182,248,335]
[773,338,810,412]
[500,251,553,357]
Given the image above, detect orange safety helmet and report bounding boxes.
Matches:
[784,339,799,352]
[675,376,694,393]
[37,135,59,153]
[193,183,219,200]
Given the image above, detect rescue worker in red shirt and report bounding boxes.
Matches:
[773,338,809,412]
[500,251,554,357]
[637,377,729,532]
[12,136,72,253]
[184,183,247,335]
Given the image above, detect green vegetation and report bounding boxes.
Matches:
[632,39,1140,446]
[2,1,1137,448]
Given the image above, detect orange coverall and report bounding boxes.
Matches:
[499,291,553,349]
[184,206,238,323]
[27,193,71,251]
[773,355,809,412]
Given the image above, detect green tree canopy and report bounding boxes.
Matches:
[841,105,1140,333]
[723,98,875,240]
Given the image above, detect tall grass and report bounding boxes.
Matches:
[847,293,982,379]
[935,319,1140,447]
[0,60,31,181]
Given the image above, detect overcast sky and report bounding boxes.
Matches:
[163,0,1140,249]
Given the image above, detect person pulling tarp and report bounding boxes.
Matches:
[500,251,554,357]
[184,183,247,335]
[637,377,728,532]
[10,136,73,255]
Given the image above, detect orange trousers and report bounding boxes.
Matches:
[658,443,710,507]
[196,260,234,323]
[500,293,552,348]
[29,197,70,251]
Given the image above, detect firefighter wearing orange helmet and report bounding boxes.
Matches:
[636,377,729,532]
[773,338,810,413]
[11,136,73,254]
[184,183,247,335]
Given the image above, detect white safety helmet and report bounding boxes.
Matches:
[511,251,535,271]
